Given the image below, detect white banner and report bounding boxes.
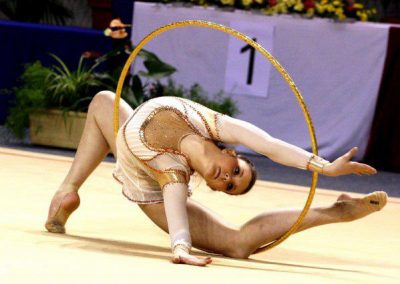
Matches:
[132,3,390,160]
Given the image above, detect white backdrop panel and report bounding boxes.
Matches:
[131,2,390,160]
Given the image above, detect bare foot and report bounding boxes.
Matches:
[45,189,80,234]
[334,191,387,222]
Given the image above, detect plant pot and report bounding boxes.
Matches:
[29,110,87,149]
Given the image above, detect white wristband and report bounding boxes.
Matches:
[172,239,192,253]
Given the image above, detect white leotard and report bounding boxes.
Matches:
[114,96,319,253]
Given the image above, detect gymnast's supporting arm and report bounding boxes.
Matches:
[218,115,377,176]
[162,183,212,266]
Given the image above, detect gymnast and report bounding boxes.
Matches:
[45,91,387,266]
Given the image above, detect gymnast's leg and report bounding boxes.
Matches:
[45,91,134,233]
[139,191,387,258]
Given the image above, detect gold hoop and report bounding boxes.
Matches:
[113,20,319,253]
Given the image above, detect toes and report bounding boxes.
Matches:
[45,191,80,234]
[366,191,388,211]
[45,221,66,234]
[375,191,388,209]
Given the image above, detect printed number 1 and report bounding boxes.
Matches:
[240,38,257,85]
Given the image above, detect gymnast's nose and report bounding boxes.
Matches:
[223,172,230,181]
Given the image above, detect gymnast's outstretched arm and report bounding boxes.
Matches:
[162,183,211,266]
[217,115,377,176]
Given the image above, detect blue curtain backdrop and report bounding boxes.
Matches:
[0,20,112,124]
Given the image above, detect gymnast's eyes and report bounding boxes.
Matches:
[233,166,240,176]
[227,183,234,191]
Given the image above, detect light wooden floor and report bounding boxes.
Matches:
[1,147,399,284]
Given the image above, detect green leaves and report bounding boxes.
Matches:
[46,53,107,111]
[98,42,178,108]
[150,80,239,117]
[6,54,108,137]
[138,49,177,79]
[5,61,49,138]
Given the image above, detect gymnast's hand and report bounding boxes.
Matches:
[172,246,212,266]
[323,147,377,177]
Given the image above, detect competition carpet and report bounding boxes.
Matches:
[1,147,399,284]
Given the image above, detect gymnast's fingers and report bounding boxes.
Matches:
[178,255,212,266]
[342,147,358,161]
[350,162,377,176]
[363,164,377,174]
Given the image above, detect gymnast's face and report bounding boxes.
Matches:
[204,149,253,195]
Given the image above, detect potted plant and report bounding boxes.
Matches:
[5,55,110,148]
[6,49,238,149]
[30,54,110,148]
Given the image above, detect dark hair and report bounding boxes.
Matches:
[237,154,257,195]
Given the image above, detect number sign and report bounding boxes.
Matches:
[224,22,275,97]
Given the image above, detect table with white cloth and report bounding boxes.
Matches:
[130,2,393,162]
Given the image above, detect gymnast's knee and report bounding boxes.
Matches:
[224,240,252,259]
[225,248,251,259]
[89,91,116,111]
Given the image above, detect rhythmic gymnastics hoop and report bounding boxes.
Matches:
[113,20,319,253]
